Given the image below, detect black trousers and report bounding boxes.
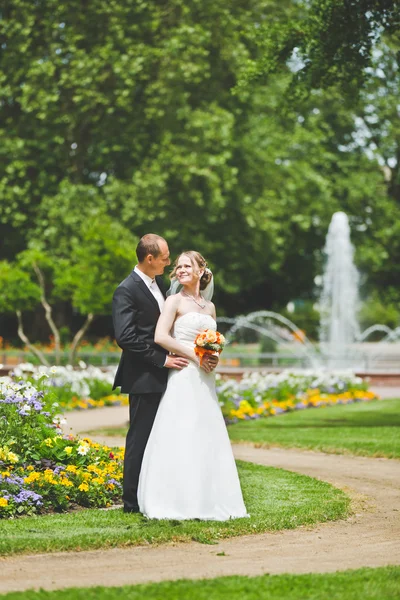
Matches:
[123,393,162,510]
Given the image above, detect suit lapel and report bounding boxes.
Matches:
[130,271,160,312]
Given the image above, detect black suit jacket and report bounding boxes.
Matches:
[112,270,168,395]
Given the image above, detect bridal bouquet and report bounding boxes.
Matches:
[194,329,226,366]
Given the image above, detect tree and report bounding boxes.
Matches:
[1,0,399,337]
[17,248,63,364]
[237,0,400,99]
[0,261,48,364]
[54,216,136,363]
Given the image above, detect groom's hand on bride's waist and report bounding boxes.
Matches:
[165,355,189,370]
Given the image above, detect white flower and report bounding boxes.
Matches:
[77,443,90,456]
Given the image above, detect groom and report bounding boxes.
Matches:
[112,234,190,512]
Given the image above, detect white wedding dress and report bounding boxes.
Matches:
[138,312,248,520]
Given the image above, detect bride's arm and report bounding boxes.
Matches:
[155,296,198,363]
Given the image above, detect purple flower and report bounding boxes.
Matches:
[1,474,25,486]
[1,395,20,405]
[13,489,43,506]
[106,478,121,487]
[18,407,31,417]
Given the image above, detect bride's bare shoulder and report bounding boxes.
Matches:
[164,294,181,309]
[164,293,186,314]
[206,300,216,318]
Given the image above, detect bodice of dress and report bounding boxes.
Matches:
[172,312,216,349]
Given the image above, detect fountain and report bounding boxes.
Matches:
[217,211,400,372]
[319,212,360,367]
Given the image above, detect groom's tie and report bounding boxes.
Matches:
[150,279,165,312]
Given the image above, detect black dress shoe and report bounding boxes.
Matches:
[123,505,140,513]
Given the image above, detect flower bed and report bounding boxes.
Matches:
[0,378,123,519]
[9,363,120,411]
[8,364,379,423]
[216,370,379,423]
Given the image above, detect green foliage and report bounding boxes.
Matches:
[259,335,278,354]
[281,302,321,340]
[54,216,136,315]
[0,261,41,313]
[0,0,399,330]
[359,292,400,332]
[238,0,400,96]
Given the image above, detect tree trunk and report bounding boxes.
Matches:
[16,310,50,367]
[33,263,61,365]
[69,313,95,365]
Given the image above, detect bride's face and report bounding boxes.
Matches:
[175,255,202,285]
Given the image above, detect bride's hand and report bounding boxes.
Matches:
[190,351,211,372]
[201,354,219,373]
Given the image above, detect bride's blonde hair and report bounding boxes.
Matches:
[170,251,212,291]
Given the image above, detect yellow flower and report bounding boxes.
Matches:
[44,438,53,447]
[78,482,89,492]
[7,452,19,464]
[66,465,78,473]
[0,446,19,464]
[24,472,40,484]
[60,478,74,487]
[92,477,105,485]
[0,498,8,507]
[64,446,73,455]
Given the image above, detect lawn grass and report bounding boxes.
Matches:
[86,426,127,437]
[90,399,400,459]
[229,399,400,458]
[2,567,399,600]
[0,461,349,556]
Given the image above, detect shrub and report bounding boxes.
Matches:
[0,378,123,518]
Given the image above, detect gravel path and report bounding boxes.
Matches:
[1,404,399,594]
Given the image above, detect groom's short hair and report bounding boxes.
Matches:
[136,234,166,263]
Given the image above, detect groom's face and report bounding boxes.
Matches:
[149,241,171,276]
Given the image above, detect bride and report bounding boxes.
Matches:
[138,251,248,520]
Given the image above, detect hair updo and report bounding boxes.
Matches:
[171,251,212,291]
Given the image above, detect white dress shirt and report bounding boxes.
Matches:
[134,266,165,312]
